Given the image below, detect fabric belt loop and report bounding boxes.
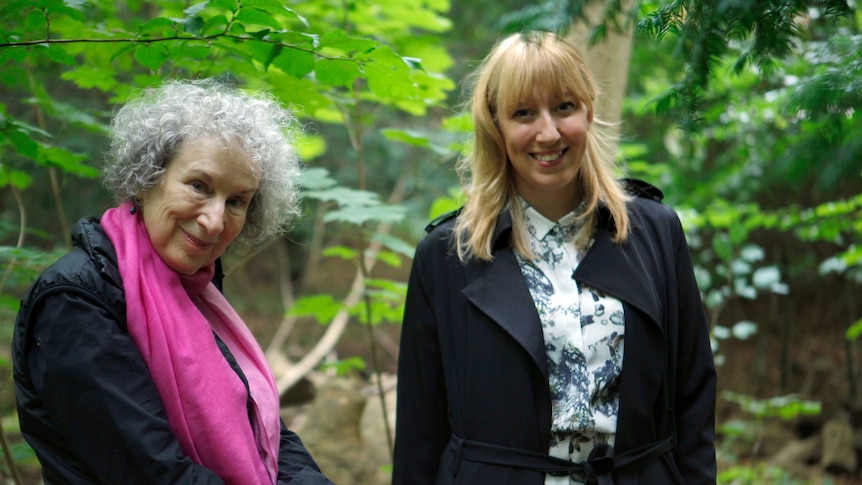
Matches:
[451,436,465,477]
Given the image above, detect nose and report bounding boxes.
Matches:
[535,111,560,143]
[197,200,225,236]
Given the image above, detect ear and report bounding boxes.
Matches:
[587,106,594,125]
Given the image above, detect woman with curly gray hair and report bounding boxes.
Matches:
[13,79,334,485]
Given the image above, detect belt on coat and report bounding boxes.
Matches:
[449,434,675,485]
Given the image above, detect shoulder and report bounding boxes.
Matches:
[622,179,678,222]
[409,209,462,267]
[21,217,124,315]
[424,208,460,234]
[621,180,688,249]
[418,209,460,250]
[622,178,664,202]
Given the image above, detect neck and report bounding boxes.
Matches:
[518,191,580,222]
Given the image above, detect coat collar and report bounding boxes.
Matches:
[463,210,550,377]
[461,200,664,379]
[574,206,662,327]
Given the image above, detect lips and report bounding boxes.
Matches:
[182,230,215,250]
[532,147,568,163]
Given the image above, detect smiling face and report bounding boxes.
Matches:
[139,136,259,275]
[496,89,592,221]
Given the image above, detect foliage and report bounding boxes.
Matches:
[0,0,457,479]
[717,393,822,484]
[722,392,822,421]
[2,0,862,482]
[498,0,855,132]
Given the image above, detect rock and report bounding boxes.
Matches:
[820,418,857,474]
[291,375,397,485]
[770,435,821,478]
[293,378,379,485]
[757,419,798,457]
[359,374,397,484]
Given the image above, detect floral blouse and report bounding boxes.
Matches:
[515,203,626,485]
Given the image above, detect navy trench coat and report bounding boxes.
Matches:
[392,182,717,485]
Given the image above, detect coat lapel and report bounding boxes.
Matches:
[462,211,549,378]
[574,217,662,328]
[575,207,669,450]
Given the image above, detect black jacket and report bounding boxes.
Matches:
[392,181,717,484]
[13,216,332,485]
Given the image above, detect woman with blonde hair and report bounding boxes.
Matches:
[393,31,716,484]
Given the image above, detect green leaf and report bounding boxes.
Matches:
[7,129,40,158]
[243,0,290,14]
[304,186,380,206]
[269,30,317,49]
[0,48,29,68]
[207,0,238,11]
[235,7,284,30]
[318,30,377,55]
[313,58,360,88]
[201,14,229,36]
[370,233,415,258]
[322,245,358,260]
[360,46,414,99]
[34,44,76,66]
[0,169,33,189]
[324,204,406,226]
[294,133,326,161]
[272,46,315,78]
[281,6,310,29]
[38,144,99,178]
[134,43,169,71]
[46,3,85,22]
[181,14,205,35]
[712,232,733,262]
[137,17,177,37]
[183,1,209,17]
[320,356,365,375]
[286,294,344,324]
[381,128,430,148]
[23,9,47,32]
[728,222,748,245]
[298,167,337,191]
[0,0,36,18]
[373,250,402,268]
[170,43,211,62]
[61,66,118,92]
[846,318,862,341]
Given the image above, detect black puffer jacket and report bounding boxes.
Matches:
[13,216,332,485]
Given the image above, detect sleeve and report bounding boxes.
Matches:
[25,288,225,485]
[669,215,718,484]
[275,420,335,484]
[391,240,451,485]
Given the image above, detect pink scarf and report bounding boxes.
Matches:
[101,203,280,484]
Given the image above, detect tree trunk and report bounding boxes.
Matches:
[567,0,635,127]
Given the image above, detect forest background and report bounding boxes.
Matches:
[1,0,861,484]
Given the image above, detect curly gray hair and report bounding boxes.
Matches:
[101,78,302,252]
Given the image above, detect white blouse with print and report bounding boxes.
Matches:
[515,203,626,485]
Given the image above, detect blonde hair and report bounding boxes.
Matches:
[454,31,631,262]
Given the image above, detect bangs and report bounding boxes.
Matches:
[488,34,595,117]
